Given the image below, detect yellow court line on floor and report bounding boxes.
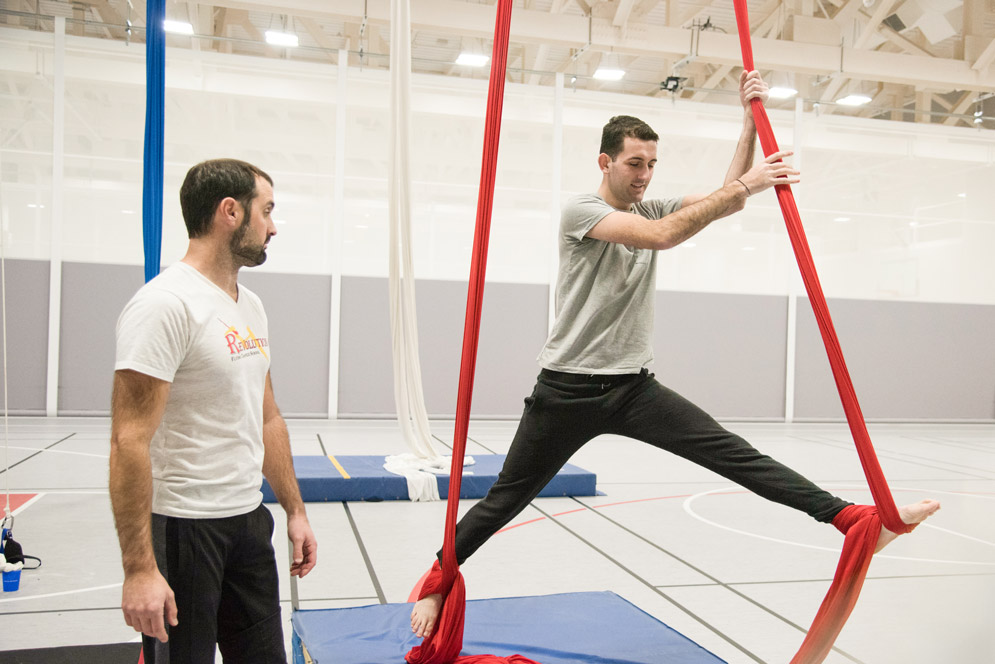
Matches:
[327,454,351,479]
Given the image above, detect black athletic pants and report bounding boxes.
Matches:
[142,504,286,664]
[443,369,851,566]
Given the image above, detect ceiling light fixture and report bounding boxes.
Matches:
[163,20,194,35]
[593,68,625,81]
[835,93,872,106]
[455,53,489,67]
[265,30,299,48]
[768,86,798,99]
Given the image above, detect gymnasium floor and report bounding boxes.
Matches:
[0,417,992,663]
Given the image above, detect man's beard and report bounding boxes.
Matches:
[230,214,267,267]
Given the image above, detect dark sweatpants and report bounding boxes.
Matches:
[444,368,850,565]
[142,504,286,664]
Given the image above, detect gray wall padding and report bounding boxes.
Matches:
[653,291,788,419]
[59,263,145,414]
[1,259,50,413]
[19,263,995,421]
[794,298,995,420]
[238,271,331,417]
[58,264,330,417]
[337,276,549,418]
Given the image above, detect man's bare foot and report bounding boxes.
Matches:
[875,499,941,553]
[411,593,442,638]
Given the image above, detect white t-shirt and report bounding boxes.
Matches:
[115,262,271,519]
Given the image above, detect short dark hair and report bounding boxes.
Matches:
[179,159,273,238]
[600,115,659,160]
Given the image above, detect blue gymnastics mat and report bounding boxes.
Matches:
[291,591,726,664]
[262,454,597,503]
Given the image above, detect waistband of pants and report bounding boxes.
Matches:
[539,367,648,385]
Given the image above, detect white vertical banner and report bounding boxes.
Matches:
[46,17,66,416]
[784,96,805,423]
[327,49,348,420]
[388,0,438,460]
[548,73,564,332]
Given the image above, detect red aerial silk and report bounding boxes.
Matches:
[405,2,539,663]
[730,2,914,662]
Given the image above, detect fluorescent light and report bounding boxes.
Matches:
[768,86,798,99]
[957,192,967,198]
[835,93,872,106]
[833,216,851,222]
[121,209,136,215]
[593,68,625,81]
[455,53,489,67]
[742,246,757,251]
[265,30,299,47]
[163,20,194,35]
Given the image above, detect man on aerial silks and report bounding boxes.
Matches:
[411,71,939,639]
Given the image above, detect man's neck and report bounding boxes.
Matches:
[181,241,240,300]
[597,184,632,211]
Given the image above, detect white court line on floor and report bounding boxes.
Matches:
[10,493,46,516]
[5,445,108,459]
[683,485,995,566]
[0,582,122,604]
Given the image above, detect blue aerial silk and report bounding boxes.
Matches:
[142,0,165,283]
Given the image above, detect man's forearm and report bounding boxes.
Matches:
[262,416,306,518]
[109,438,156,575]
[657,183,748,249]
[724,117,758,185]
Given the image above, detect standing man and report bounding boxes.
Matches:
[410,71,938,637]
[110,159,317,662]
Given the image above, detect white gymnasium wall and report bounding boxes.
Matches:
[2,26,994,419]
[4,27,994,300]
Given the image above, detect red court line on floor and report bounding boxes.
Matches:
[497,493,696,534]
[496,517,547,534]
[4,494,38,514]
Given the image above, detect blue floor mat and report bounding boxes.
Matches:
[263,454,597,502]
[291,591,727,664]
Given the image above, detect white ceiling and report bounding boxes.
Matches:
[1,0,994,127]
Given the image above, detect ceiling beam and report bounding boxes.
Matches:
[184,0,995,93]
[852,0,898,50]
[973,39,995,72]
[942,90,978,127]
[689,5,781,103]
[613,0,637,27]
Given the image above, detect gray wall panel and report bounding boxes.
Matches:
[794,298,995,420]
[59,264,330,416]
[238,272,331,416]
[0,259,50,413]
[653,291,788,419]
[338,277,548,418]
[59,263,145,414]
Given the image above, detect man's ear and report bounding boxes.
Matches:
[598,153,611,174]
[217,197,240,228]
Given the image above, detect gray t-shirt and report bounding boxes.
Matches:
[537,193,682,374]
